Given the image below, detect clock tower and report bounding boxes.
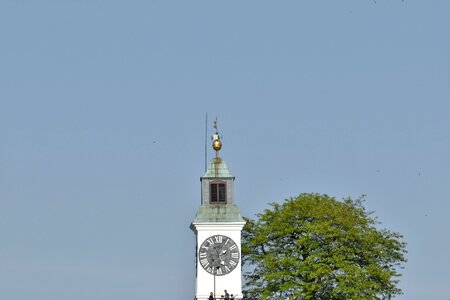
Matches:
[191,123,246,300]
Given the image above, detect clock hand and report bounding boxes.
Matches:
[218,249,228,266]
[212,247,223,267]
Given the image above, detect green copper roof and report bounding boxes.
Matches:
[192,204,245,223]
[202,157,234,178]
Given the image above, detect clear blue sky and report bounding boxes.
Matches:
[1,1,449,299]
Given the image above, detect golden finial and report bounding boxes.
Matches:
[212,118,222,156]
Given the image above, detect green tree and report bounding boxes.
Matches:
[242,193,407,300]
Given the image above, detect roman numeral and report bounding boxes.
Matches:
[214,235,223,243]
[200,259,209,267]
[229,260,237,267]
[216,267,223,275]
[207,238,214,245]
[225,266,231,273]
[199,252,207,258]
[229,244,237,251]
[231,252,239,259]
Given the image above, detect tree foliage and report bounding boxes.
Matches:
[241,193,407,300]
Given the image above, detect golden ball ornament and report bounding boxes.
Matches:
[212,139,222,151]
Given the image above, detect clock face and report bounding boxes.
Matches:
[198,235,240,276]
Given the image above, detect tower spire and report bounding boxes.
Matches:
[212,118,222,157]
[192,118,245,300]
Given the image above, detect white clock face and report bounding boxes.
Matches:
[198,235,240,276]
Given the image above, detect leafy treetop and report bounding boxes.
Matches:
[242,193,407,300]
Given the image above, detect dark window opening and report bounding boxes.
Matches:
[210,183,226,203]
